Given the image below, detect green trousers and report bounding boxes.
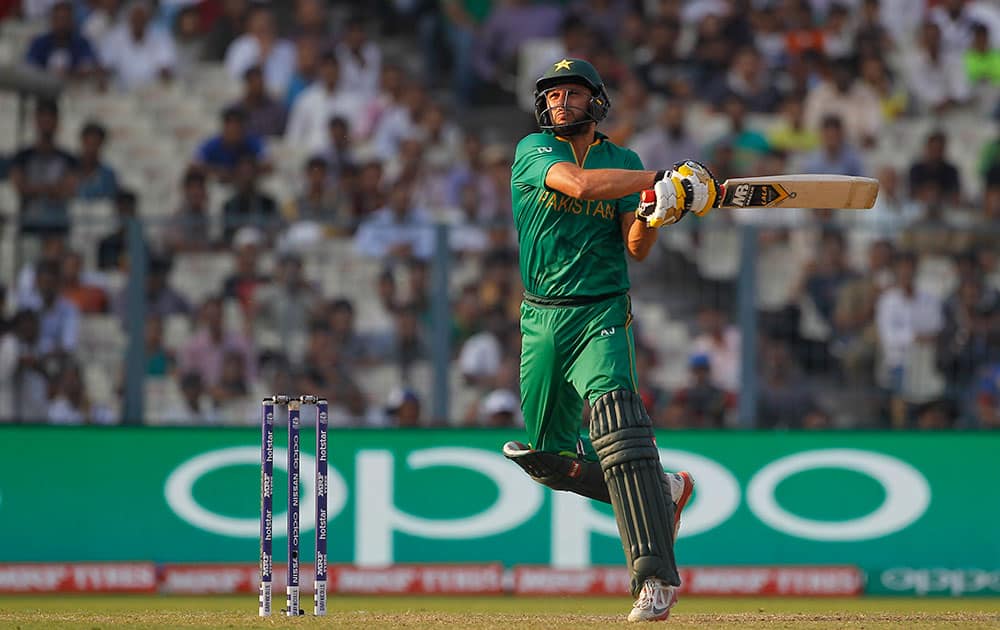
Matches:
[519,293,640,461]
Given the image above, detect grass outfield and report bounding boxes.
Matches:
[0,596,999,629]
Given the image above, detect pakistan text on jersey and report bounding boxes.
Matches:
[537,189,616,221]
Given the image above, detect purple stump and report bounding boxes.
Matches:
[258,399,274,617]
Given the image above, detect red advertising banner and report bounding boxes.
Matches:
[0,563,157,593]
[513,566,863,597]
[0,563,861,596]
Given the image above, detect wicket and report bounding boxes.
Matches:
[259,395,329,617]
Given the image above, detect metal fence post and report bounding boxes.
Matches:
[737,223,759,428]
[430,223,451,423]
[121,216,147,424]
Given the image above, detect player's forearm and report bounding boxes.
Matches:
[626,213,657,261]
[547,163,656,200]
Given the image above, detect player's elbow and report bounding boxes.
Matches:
[548,165,592,199]
[627,245,650,262]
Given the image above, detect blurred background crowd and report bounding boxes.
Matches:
[0,0,998,430]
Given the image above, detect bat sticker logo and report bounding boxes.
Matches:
[732,184,751,207]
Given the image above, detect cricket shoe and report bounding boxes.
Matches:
[627,578,678,622]
[665,471,694,540]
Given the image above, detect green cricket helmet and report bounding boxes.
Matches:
[533,58,611,135]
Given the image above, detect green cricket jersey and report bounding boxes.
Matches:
[510,131,643,298]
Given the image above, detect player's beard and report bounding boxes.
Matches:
[550,106,593,138]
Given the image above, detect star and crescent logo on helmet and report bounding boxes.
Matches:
[553,59,573,71]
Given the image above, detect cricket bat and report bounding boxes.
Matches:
[716,175,879,209]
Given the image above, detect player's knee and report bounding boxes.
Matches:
[590,389,659,467]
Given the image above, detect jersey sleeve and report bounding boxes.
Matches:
[617,149,644,217]
[511,134,571,192]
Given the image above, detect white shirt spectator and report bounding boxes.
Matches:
[930,1,1000,52]
[225,35,296,96]
[803,81,882,146]
[876,286,943,369]
[100,22,177,90]
[880,0,926,45]
[285,84,367,154]
[691,327,741,393]
[904,48,971,112]
[459,331,502,380]
[354,206,434,260]
[336,41,381,97]
[47,397,116,424]
[0,332,48,422]
[17,294,79,355]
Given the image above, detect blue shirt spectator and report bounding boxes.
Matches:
[76,121,118,201]
[194,106,269,182]
[25,1,99,78]
[797,115,866,177]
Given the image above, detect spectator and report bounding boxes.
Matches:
[371,81,428,160]
[865,166,922,230]
[142,315,174,377]
[112,256,191,323]
[292,0,332,43]
[10,99,78,237]
[630,99,701,172]
[222,227,270,313]
[384,386,422,427]
[204,0,249,62]
[937,274,1000,391]
[441,181,490,255]
[457,307,507,388]
[210,349,254,424]
[314,116,356,184]
[99,0,177,91]
[797,115,865,176]
[82,0,123,45]
[876,251,945,427]
[178,295,256,389]
[76,121,119,201]
[756,339,830,430]
[325,297,375,366]
[164,168,216,253]
[858,55,908,124]
[285,53,367,155]
[803,58,881,148]
[442,132,498,218]
[19,259,79,357]
[478,388,522,427]
[706,95,770,176]
[281,156,348,228]
[976,361,1000,429]
[172,5,205,76]
[690,304,741,394]
[417,102,463,171]
[473,0,563,94]
[159,371,214,424]
[298,326,367,424]
[225,6,296,96]
[635,17,692,101]
[285,35,321,109]
[232,65,287,138]
[833,239,895,384]
[706,46,780,113]
[194,106,270,182]
[767,92,819,155]
[965,22,1000,86]
[661,354,733,429]
[47,360,115,424]
[354,183,433,260]
[383,302,428,378]
[908,131,962,206]
[221,156,279,244]
[60,250,108,314]
[97,189,143,271]
[903,21,970,114]
[930,0,1000,54]
[336,16,381,98]
[0,310,50,423]
[251,253,317,354]
[14,236,67,306]
[792,229,858,360]
[26,1,100,79]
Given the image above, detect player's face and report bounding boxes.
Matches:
[544,83,591,125]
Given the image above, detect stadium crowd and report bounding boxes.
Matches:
[0,0,998,430]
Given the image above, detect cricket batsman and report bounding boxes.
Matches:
[502,58,718,621]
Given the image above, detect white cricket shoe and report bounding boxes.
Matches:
[666,471,695,539]
[628,578,678,622]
